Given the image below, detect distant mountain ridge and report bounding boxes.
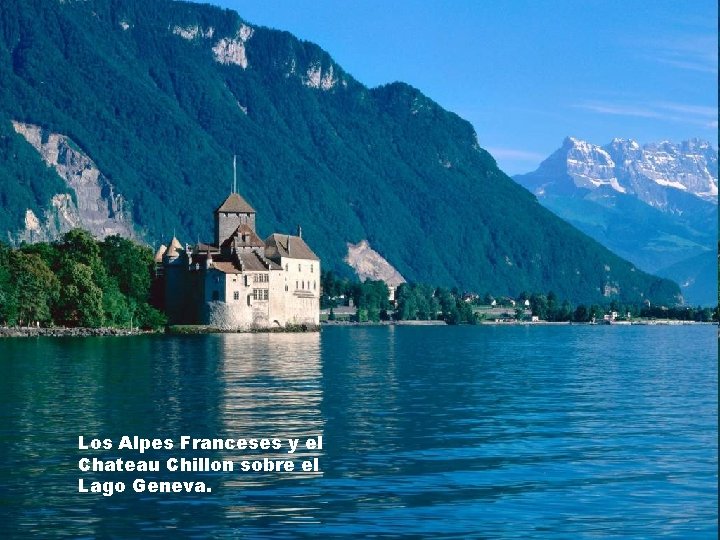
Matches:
[514,137,717,304]
[520,136,717,205]
[0,0,680,304]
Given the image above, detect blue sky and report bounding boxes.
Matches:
[210,0,718,174]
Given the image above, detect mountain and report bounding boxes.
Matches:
[656,251,717,307]
[0,0,680,304]
[515,137,717,305]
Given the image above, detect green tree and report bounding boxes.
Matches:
[573,304,589,322]
[55,261,104,327]
[0,243,16,324]
[58,229,102,270]
[530,293,548,320]
[100,235,153,302]
[9,251,59,324]
[134,302,167,330]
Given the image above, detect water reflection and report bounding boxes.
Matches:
[0,326,716,538]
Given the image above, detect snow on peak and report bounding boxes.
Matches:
[551,136,718,206]
[562,137,626,193]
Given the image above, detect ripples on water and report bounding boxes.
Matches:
[0,325,716,538]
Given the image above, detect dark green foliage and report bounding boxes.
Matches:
[395,283,440,321]
[0,231,165,328]
[351,280,391,322]
[0,115,68,236]
[100,235,153,303]
[8,250,59,324]
[54,260,105,327]
[0,0,681,304]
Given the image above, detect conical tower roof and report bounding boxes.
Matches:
[165,236,183,258]
[153,244,167,262]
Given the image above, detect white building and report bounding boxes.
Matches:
[159,192,320,330]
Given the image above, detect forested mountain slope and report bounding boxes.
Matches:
[0,0,680,303]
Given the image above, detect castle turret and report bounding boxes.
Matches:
[163,236,184,263]
[163,236,186,324]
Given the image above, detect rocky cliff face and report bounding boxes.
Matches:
[11,122,135,243]
[344,240,406,286]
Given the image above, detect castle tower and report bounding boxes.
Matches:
[214,193,256,246]
[163,236,187,324]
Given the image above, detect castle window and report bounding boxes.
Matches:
[298,264,301,272]
[296,281,298,289]
[311,264,313,273]
[263,290,269,300]
[314,281,316,290]
[233,291,239,301]
[285,264,288,271]
[285,285,288,291]
[251,289,268,301]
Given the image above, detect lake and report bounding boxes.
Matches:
[0,325,717,538]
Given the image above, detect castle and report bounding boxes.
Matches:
[155,191,320,330]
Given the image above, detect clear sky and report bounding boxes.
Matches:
[208,0,718,174]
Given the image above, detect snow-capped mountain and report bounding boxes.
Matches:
[519,136,718,210]
[514,137,718,305]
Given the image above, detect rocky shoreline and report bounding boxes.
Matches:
[0,326,152,338]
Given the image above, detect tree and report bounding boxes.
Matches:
[395,283,417,320]
[530,293,548,320]
[9,251,59,325]
[100,235,153,303]
[134,302,167,330]
[54,261,104,327]
[58,229,101,270]
[0,243,16,324]
[573,304,589,322]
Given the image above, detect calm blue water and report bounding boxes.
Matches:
[0,325,717,538]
